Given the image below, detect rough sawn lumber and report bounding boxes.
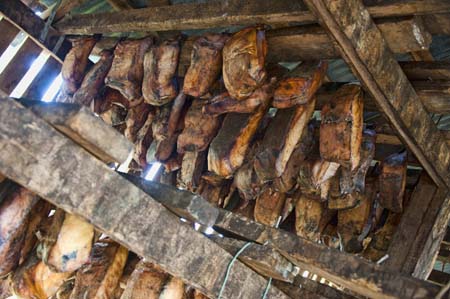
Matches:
[0,96,288,299]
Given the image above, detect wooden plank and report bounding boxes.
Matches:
[121,173,219,227]
[317,81,450,114]
[107,0,133,10]
[17,99,133,164]
[0,38,41,94]
[0,96,288,299]
[213,209,442,299]
[384,175,438,273]
[428,270,450,285]
[399,61,450,81]
[22,57,61,101]
[411,188,450,279]
[0,18,20,56]
[423,13,450,35]
[303,0,450,188]
[54,0,90,22]
[412,81,450,114]
[54,0,450,34]
[273,276,357,299]
[0,0,70,61]
[209,236,296,283]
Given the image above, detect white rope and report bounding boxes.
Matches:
[218,242,253,299]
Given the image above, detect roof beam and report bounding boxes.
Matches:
[0,0,70,61]
[213,209,443,299]
[303,0,450,188]
[0,96,289,299]
[54,0,450,34]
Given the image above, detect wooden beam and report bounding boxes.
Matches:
[384,175,438,273]
[17,99,133,164]
[428,270,450,286]
[303,0,450,188]
[213,209,443,299]
[273,276,357,299]
[399,61,450,81]
[0,38,41,94]
[209,236,296,283]
[317,81,450,114]
[0,18,20,55]
[106,0,133,11]
[54,0,450,34]
[22,57,61,101]
[0,0,70,61]
[411,188,450,279]
[121,173,219,227]
[423,13,450,35]
[54,0,90,23]
[0,96,288,299]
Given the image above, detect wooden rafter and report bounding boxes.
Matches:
[0,0,70,61]
[0,96,289,299]
[54,0,450,34]
[1,98,446,298]
[302,0,450,188]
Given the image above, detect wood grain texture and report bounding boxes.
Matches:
[0,0,70,61]
[0,38,41,94]
[303,0,450,188]
[17,99,133,164]
[0,18,20,56]
[0,96,288,299]
[22,57,61,101]
[213,208,442,299]
[55,0,450,34]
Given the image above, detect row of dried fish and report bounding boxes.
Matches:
[56,26,410,262]
[0,179,210,299]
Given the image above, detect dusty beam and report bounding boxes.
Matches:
[54,0,450,34]
[0,96,288,299]
[213,209,443,299]
[0,0,70,61]
[17,99,132,164]
[303,0,450,188]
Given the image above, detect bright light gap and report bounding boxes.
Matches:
[0,32,27,75]
[10,51,50,98]
[41,73,62,102]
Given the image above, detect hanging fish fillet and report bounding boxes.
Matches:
[184,34,229,97]
[254,97,316,182]
[69,241,128,299]
[178,151,207,191]
[222,27,267,100]
[295,194,334,242]
[11,254,72,299]
[273,61,328,109]
[72,49,114,106]
[379,151,407,213]
[177,99,223,153]
[46,214,94,273]
[133,111,156,168]
[143,38,181,106]
[61,37,97,96]
[320,84,363,171]
[125,102,153,143]
[273,123,315,194]
[337,182,376,253]
[106,38,153,105]
[208,106,268,178]
[203,79,276,115]
[120,261,169,299]
[0,184,39,276]
[254,185,285,227]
